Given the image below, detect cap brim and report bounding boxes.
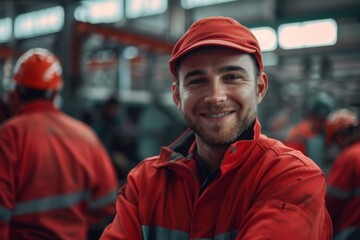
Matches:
[171,39,256,64]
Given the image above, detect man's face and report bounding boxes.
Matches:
[172,47,267,146]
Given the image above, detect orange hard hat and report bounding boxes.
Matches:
[326,108,358,143]
[13,48,63,90]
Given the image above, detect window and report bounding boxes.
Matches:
[251,27,277,52]
[14,6,64,39]
[181,0,236,9]
[125,0,167,18]
[278,19,337,49]
[0,18,11,43]
[75,0,124,24]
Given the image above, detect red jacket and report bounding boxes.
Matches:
[326,141,360,239]
[101,119,332,239]
[0,100,118,239]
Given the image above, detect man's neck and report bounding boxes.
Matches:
[195,140,227,172]
[193,120,256,171]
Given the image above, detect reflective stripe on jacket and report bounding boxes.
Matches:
[0,100,118,240]
[101,119,332,239]
[326,141,360,239]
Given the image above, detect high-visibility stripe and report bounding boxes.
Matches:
[89,190,117,210]
[142,225,238,240]
[191,230,238,240]
[327,186,360,199]
[334,227,360,240]
[0,206,12,222]
[3,189,116,220]
[214,230,238,240]
[354,187,360,196]
[13,190,90,216]
[2,189,116,221]
[142,225,189,240]
[326,186,350,199]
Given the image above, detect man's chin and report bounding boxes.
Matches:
[199,133,239,146]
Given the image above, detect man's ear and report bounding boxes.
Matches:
[172,82,181,109]
[257,72,268,104]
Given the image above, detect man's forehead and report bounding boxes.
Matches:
[179,50,254,72]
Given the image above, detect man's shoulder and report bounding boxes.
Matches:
[257,135,322,170]
[0,114,28,133]
[336,141,360,163]
[134,155,162,169]
[125,155,165,182]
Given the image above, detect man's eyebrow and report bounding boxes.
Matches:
[218,65,247,73]
[184,69,206,80]
[183,66,248,80]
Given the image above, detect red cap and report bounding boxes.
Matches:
[169,16,263,79]
[13,48,63,90]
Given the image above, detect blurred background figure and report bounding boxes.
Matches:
[0,48,118,240]
[136,103,186,162]
[268,82,303,141]
[284,92,335,170]
[81,95,138,183]
[325,108,360,240]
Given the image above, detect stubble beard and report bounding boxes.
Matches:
[183,100,258,147]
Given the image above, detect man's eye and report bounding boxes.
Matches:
[224,74,241,80]
[189,78,205,85]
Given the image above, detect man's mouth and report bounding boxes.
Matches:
[203,111,233,118]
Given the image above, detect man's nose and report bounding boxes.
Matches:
[204,82,227,104]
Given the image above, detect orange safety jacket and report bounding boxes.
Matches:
[326,141,360,239]
[101,119,332,239]
[0,100,118,240]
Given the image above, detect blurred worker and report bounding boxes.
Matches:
[0,48,118,240]
[284,92,335,170]
[268,83,303,141]
[100,16,332,239]
[325,108,360,240]
[82,95,138,183]
[82,96,123,147]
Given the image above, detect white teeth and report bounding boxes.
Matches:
[205,112,231,118]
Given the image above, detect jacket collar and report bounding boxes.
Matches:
[155,118,262,169]
[17,100,58,115]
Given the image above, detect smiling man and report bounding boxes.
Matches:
[100,16,332,240]
[173,47,266,174]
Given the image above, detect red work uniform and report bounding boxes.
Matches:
[0,100,118,239]
[326,141,360,239]
[101,119,332,239]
